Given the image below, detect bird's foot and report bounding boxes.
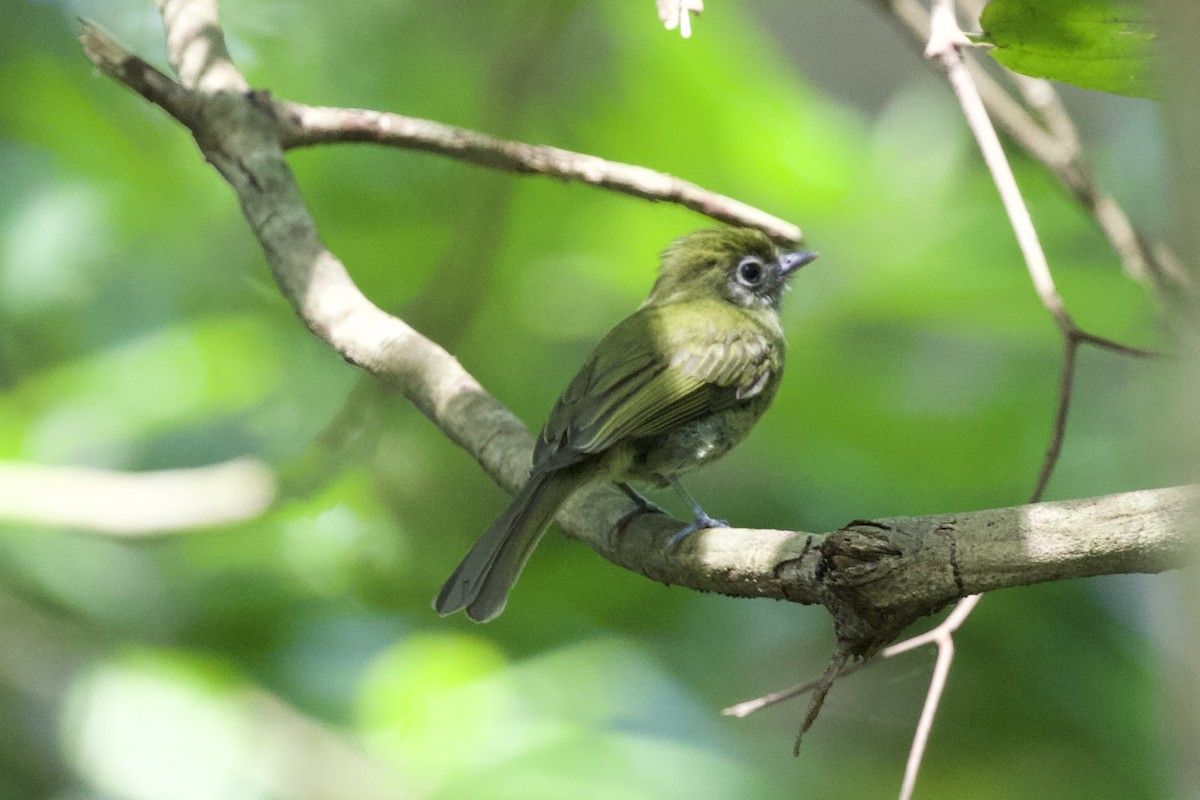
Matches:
[667,511,729,548]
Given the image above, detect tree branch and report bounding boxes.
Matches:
[79,7,1194,657]
[0,459,275,535]
[767,0,1171,774]
[920,0,1157,510]
[274,103,799,242]
[872,0,1194,298]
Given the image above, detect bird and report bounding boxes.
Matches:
[435,227,818,622]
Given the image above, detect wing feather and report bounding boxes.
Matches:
[534,302,776,469]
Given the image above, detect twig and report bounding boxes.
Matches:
[898,0,1125,793]
[923,0,1156,500]
[1029,336,1079,504]
[725,590,982,798]
[872,0,1192,296]
[1027,328,1156,504]
[275,102,799,242]
[1074,329,1159,358]
[884,0,1033,792]
[889,593,981,800]
[1007,74,1080,159]
[156,0,246,92]
[722,657,870,718]
[793,649,848,755]
[734,0,1165,773]
[929,4,1060,319]
[82,19,798,243]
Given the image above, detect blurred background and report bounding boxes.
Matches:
[0,0,1187,798]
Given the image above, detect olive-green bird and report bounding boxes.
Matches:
[435,227,818,622]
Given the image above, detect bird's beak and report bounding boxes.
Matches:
[780,250,819,276]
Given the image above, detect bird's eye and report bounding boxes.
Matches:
[735,258,764,287]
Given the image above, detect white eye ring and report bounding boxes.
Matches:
[735,257,765,287]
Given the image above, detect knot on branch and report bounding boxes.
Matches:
[819,520,904,586]
[817,520,936,657]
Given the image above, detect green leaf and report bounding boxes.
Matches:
[978,0,1160,98]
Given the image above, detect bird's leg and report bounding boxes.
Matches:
[616,482,668,516]
[666,475,728,546]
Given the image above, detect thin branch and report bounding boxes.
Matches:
[0,459,275,534]
[793,649,848,755]
[723,672,842,718]
[1028,330,1157,504]
[929,3,1067,323]
[722,595,979,719]
[885,0,1173,789]
[156,0,246,92]
[892,593,981,800]
[275,102,800,242]
[860,0,1116,790]
[872,0,1193,296]
[1010,77,1080,156]
[1030,336,1079,504]
[82,19,801,243]
[1074,330,1160,358]
[883,2,1028,792]
[921,0,1158,506]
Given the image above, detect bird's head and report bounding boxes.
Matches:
[647,227,818,311]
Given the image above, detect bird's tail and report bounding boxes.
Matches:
[434,468,583,622]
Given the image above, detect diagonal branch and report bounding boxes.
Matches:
[275,103,799,242]
[740,0,1171,784]
[885,2,1160,794]
[82,26,797,243]
[872,0,1193,297]
[921,0,1157,507]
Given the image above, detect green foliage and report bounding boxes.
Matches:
[979,0,1161,98]
[0,0,1176,798]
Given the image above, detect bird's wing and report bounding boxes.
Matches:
[534,304,777,469]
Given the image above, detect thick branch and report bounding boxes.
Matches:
[79,12,1195,654]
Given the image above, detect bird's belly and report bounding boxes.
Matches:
[626,404,764,483]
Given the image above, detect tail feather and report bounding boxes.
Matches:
[434,468,581,622]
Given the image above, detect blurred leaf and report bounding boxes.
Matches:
[357,632,510,789]
[275,468,402,598]
[0,315,284,463]
[358,636,782,799]
[63,649,254,800]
